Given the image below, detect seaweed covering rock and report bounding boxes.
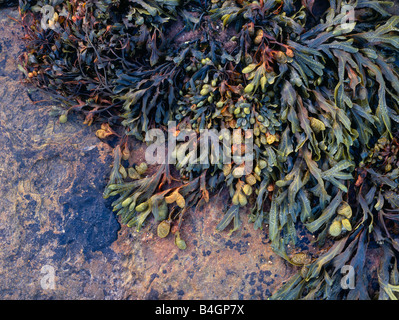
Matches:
[18,0,399,299]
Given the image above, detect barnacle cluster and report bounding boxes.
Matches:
[18,0,399,299]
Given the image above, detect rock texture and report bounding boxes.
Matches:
[0,7,296,300]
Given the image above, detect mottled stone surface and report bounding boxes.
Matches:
[113,197,295,300]
[0,8,123,299]
[0,7,296,300]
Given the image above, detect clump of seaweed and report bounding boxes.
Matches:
[17,0,399,299]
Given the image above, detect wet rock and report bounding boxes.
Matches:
[0,8,122,299]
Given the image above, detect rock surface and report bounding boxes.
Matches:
[0,7,297,300]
